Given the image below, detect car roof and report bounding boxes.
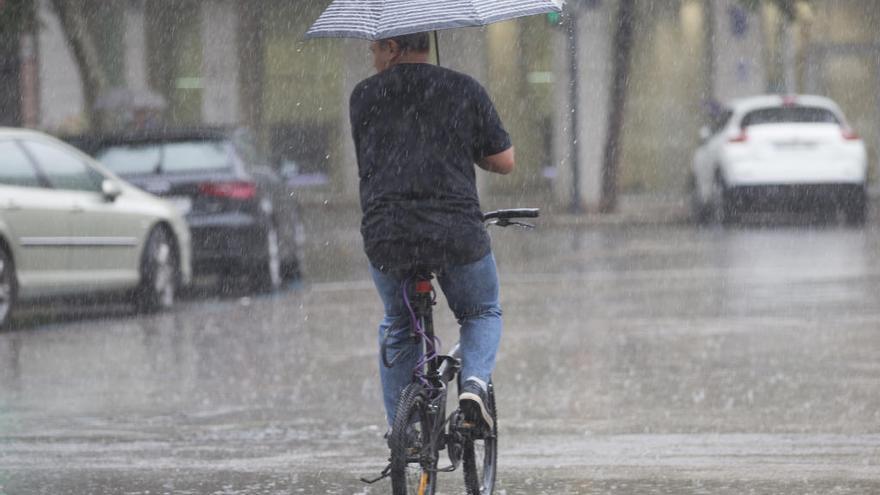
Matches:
[0,127,99,156]
[0,127,129,180]
[1,126,237,151]
[0,127,65,140]
[63,126,239,156]
[725,94,845,116]
[86,126,233,146]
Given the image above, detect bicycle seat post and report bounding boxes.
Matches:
[410,271,441,379]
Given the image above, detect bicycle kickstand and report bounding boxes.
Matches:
[359,463,392,484]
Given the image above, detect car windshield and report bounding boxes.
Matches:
[95,144,162,175]
[741,106,840,127]
[95,140,232,175]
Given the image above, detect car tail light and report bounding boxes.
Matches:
[199,181,257,200]
[728,129,748,143]
[841,128,861,141]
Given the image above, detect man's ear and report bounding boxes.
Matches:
[387,40,402,58]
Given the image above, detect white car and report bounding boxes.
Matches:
[0,128,192,328]
[690,95,868,225]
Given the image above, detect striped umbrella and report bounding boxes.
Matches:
[305,0,562,41]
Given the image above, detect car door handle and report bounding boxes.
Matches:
[71,204,85,213]
[2,200,21,211]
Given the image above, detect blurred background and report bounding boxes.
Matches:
[0,0,877,211]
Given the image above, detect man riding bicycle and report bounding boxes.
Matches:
[349,32,515,433]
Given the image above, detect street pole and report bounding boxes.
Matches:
[567,5,584,214]
[704,0,716,103]
[600,0,635,213]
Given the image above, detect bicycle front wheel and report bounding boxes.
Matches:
[390,383,438,495]
[462,380,498,495]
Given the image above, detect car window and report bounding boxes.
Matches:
[95,144,162,175]
[95,140,232,175]
[162,141,232,172]
[0,140,43,188]
[21,140,103,192]
[709,110,733,135]
[741,107,840,127]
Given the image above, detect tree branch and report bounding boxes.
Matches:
[49,0,108,130]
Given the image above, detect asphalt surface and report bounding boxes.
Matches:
[1,207,879,494]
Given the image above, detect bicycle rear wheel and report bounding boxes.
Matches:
[462,380,497,495]
[390,383,438,495]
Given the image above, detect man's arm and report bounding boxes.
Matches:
[471,79,514,175]
[478,146,515,175]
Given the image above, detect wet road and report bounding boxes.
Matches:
[2,211,879,494]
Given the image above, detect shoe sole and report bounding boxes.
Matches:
[459,392,494,430]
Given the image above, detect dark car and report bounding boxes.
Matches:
[81,128,304,292]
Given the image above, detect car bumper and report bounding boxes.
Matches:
[187,213,271,272]
[723,158,866,187]
[726,183,866,211]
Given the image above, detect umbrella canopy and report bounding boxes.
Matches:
[305,0,562,40]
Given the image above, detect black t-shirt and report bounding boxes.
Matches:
[350,63,511,272]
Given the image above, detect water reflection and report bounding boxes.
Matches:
[1,221,879,492]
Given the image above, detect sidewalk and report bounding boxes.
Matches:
[297,191,693,228]
[540,193,691,227]
[297,188,878,229]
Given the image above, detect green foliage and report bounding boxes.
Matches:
[0,0,36,37]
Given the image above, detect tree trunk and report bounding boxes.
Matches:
[0,0,36,126]
[600,0,636,213]
[777,16,796,93]
[0,31,22,126]
[237,0,265,137]
[49,0,108,131]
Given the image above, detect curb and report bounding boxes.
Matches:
[541,210,691,227]
[299,191,878,229]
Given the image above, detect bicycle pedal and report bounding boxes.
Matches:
[458,420,492,439]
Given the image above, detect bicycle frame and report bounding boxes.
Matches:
[406,274,499,485]
[407,275,463,468]
[367,208,538,491]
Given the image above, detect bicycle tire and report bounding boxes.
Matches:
[390,383,438,495]
[462,380,498,495]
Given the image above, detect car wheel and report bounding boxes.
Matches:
[711,175,736,226]
[282,257,302,282]
[689,174,711,225]
[253,224,282,293]
[136,227,178,313]
[0,247,16,329]
[843,188,867,226]
[282,220,305,282]
[709,176,725,224]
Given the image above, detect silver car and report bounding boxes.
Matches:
[0,128,192,328]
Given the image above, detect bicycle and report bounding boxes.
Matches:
[361,208,539,495]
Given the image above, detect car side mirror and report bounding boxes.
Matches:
[699,126,712,142]
[102,179,122,202]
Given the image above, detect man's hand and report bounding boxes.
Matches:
[478,147,515,175]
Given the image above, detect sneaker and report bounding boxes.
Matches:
[459,377,494,430]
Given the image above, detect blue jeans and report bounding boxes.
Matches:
[370,253,502,425]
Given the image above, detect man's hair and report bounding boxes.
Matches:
[380,32,431,53]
